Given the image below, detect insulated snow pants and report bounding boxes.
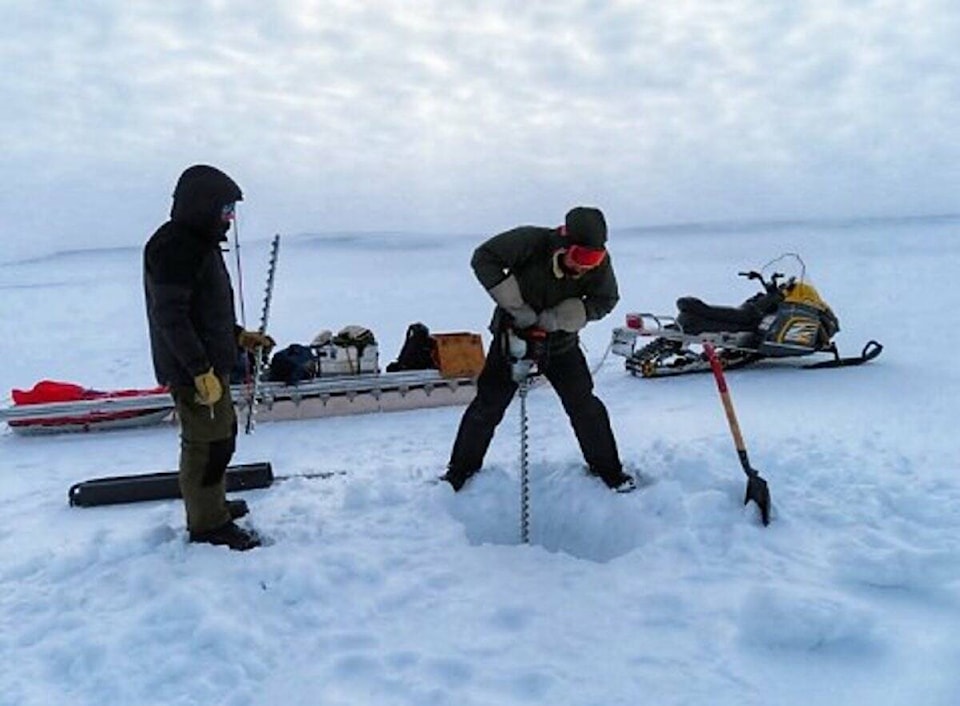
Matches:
[172,376,237,533]
[448,336,623,482]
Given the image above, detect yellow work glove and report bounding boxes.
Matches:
[193,368,223,406]
[237,329,276,353]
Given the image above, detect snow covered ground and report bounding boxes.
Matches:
[1,216,959,705]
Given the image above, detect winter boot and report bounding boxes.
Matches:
[189,521,262,551]
[591,468,638,494]
[609,474,638,494]
[440,466,476,492]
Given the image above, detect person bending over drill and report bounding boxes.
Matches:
[442,206,636,493]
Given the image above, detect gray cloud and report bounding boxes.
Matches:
[1,0,959,259]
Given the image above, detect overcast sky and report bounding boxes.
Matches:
[2,1,959,260]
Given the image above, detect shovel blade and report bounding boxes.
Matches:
[744,473,771,526]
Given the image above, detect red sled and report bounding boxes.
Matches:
[7,380,173,435]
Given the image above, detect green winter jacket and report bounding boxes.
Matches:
[471,225,620,354]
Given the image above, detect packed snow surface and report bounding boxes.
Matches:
[1,217,958,705]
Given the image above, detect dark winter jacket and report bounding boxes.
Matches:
[472,226,620,354]
[143,165,243,387]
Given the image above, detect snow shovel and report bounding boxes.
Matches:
[702,342,772,526]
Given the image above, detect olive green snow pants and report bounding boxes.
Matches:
[172,377,237,533]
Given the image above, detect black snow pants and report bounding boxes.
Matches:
[448,335,623,483]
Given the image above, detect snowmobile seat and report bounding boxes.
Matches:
[676,297,761,335]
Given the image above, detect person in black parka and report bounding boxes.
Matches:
[144,165,274,550]
[442,206,636,493]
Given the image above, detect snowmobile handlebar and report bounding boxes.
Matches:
[738,270,789,293]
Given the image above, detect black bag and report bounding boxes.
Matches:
[268,344,318,385]
[386,322,437,372]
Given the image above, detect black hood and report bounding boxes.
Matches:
[170,165,243,239]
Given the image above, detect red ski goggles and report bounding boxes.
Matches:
[566,244,607,269]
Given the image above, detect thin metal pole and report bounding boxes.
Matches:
[231,218,247,329]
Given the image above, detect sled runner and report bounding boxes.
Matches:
[1,369,478,435]
[3,381,175,435]
[611,254,882,378]
[0,332,483,434]
[1,328,484,435]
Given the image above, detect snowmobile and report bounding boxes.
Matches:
[611,254,882,378]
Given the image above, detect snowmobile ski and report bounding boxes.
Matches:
[802,339,883,369]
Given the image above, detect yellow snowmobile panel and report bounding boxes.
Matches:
[784,281,830,312]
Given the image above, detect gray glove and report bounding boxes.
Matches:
[488,275,537,329]
[536,298,587,332]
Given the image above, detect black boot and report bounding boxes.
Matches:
[189,521,262,551]
[608,473,637,493]
[440,467,476,492]
[590,467,637,493]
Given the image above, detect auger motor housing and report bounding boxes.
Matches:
[507,331,535,383]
